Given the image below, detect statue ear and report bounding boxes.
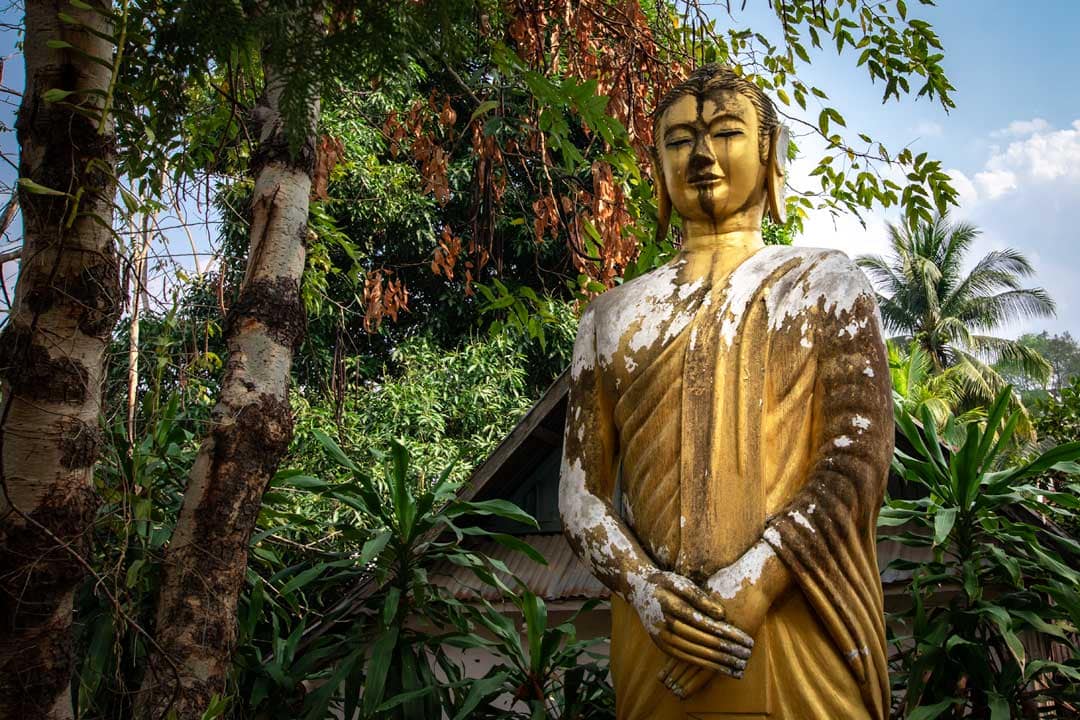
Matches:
[766,125,789,225]
[652,152,672,245]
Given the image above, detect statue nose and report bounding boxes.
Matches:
[689,141,718,174]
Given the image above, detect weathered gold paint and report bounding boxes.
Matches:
[559,65,893,719]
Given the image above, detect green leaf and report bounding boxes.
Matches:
[984,606,1025,669]
[383,586,401,625]
[907,698,958,720]
[373,685,437,713]
[932,507,956,546]
[200,694,229,720]
[271,472,327,489]
[42,88,76,104]
[18,177,68,197]
[389,440,417,539]
[451,671,509,720]
[521,591,547,674]
[358,530,392,566]
[363,625,401,715]
[469,100,500,122]
[278,564,326,596]
[987,694,1009,720]
[445,499,537,527]
[312,429,357,471]
[490,534,548,565]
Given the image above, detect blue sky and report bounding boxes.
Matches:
[2,1,1078,339]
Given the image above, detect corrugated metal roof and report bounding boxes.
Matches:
[427,533,609,602]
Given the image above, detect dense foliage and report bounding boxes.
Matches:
[882,389,1080,717]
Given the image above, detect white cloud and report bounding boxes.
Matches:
[973,168,1018,199]
[986,119,1080,183]
[990,117,1050,138]
[947,168,979,209]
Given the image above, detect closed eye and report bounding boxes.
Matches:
[665,138,692,149]
[712,130,743,138]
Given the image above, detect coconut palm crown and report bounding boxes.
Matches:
[857,214,1056,405]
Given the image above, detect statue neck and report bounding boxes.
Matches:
[681,222,765,254]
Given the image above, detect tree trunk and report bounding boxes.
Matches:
[134,51,319,720]
[0,2,120,718]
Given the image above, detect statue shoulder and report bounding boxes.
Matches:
[735,246,877,333]
[581,258,686,323]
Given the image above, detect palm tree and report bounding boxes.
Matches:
[857,214,1055,407]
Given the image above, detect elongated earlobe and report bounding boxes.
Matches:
[652,154,672,245]
[766,125,789,225]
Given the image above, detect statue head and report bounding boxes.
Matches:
[650,65,788,244]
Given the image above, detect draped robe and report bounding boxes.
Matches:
[560,244,893,719]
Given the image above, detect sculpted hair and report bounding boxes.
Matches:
[652,64,780,161]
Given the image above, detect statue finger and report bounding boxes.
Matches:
[672,583,730,624]
[668,618,752,659]
[681,668,717,697]
[655,638,742,679]
[658,629,748,674]
[662,597,754,650]
[669,659,699,688]
[657,657,687,696]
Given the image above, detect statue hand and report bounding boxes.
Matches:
[629,570,752,678]
[704,563,772,640]
[659,657,715,699]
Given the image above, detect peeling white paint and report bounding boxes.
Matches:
[714,247,876,347]
[845,646,871,660]
[570,309,597,381]
[852,415,871,432]
[862,365,875,378]
[764,527,782,547]
[559,456,634,575]
[800,336,813,349]
[790,510,815,533]
[596,259,700,365]
[560,453,666,634]
[626,570,664,632]
[807,503,816,515]
[768,251,874,334]
[841,317,869,339]
[834,435,853,448]
[706,541,776,599]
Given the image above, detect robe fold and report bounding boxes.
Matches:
[563,245,893,719]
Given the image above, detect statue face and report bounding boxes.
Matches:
[656,89,767,224]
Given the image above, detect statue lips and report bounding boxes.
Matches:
[688,172,724,187]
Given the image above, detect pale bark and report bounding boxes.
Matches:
[0,2,120,718]
[134,48,320,720]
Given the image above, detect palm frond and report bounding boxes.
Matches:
[956,289,1056,331]
[968,335,1053,384]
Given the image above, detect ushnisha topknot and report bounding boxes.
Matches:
[652,64,780,161]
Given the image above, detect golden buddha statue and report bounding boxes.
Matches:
[559,65,894,719]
